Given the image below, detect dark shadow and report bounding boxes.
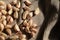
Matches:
[49,21,60,40]
[49,5,60,40]
[36,0,58,40]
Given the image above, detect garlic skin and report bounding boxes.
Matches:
[16,1,21,8]
[8,17,14,24]
[1,10,7,15]
[5,25,12,29]
[0,32,8,38]
[24,0,31,6]
[0,12,2,16]
[0,23,4,31]
[0,1,6,10]
[27,12,33,19]
[0,1,5,5]
[28,19,33,26]
[7,4,12,10]
[0,36,5,40]
[34,8,40,15]
[13,6,19,11]
[2,20,7,26]
[1,15,6,20]
[6,15,11,22]
[8,9,13,15]
[6,16,13,24]
[23,11,29,19]
[6,29,12,35]
[14,24,20,32]
[29,12,33,17]
[13,11,18,19]
[12,0,17,5]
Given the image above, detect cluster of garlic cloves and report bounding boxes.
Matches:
[0,0,40,40]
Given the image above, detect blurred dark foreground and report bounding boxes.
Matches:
[36,0,59,40]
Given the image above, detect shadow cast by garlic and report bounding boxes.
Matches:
[36,0,59,40]
[49,3,60,40]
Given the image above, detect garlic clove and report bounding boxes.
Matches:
[14,24,20,32]
[13,11,18,19]
[0,23,4,31]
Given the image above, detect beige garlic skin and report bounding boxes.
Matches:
[34,8,40,15]
[0,12,2,16]
[28,12,33,18]
[16,1,21,8]
[7,4,12,10]
[12,6,19,11]
[8,17,14,24]
[21,34,26,40]
[12,0,17,5]
[2,20,7,26]
[27,12,33,19]
[0,36,5,40]
[8,9,13,15]
[0,23,4,31]
[21,38,26,40]
[22,34,26,38]
[31,28,37,33]
[0,6,5,10]
[5,25,12,29]
[23,4,30,11]
[13,11,18,19]
[6,16,13,24]
[32,23,37,28]
[0,1,5,5]
[0,32,8,38]
[23,20,31,33]
[1,15,6,20]
[1,10,7,15]
[16,32,23,40]
[14,24,20,32]
[0,16,1,20]
[23,11,29,19]
[25,26,30,33]
[6,15,11,22]
[6,29,12,35]
[31,32,35,37]
[23,20,28,26]
[0,12,2,19]
[0,1,6,10]
[0,19,2,23]
[10,35,19,40]
[24,0,31,6]
[28,19,33,26]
